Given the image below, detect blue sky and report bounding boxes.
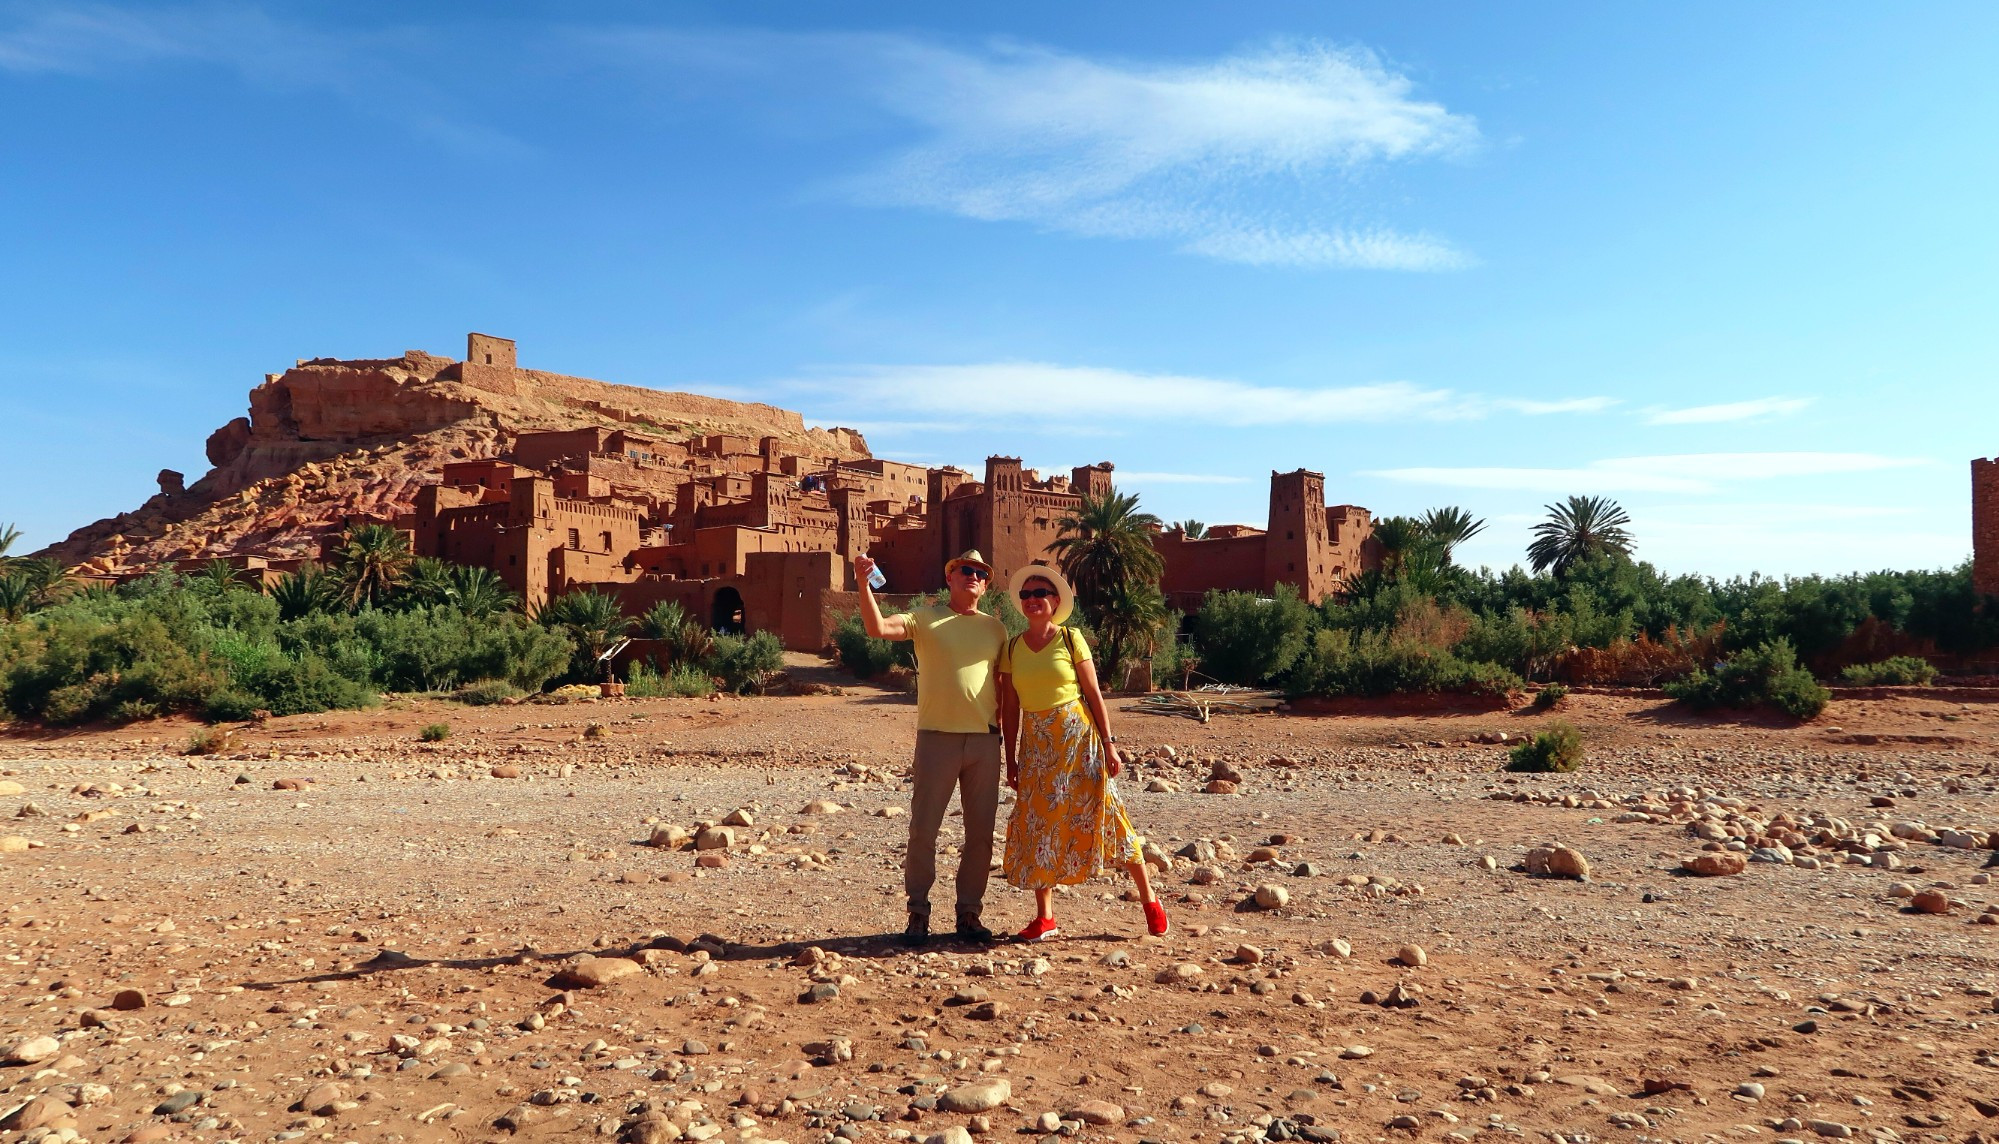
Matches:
[2,1,1993,577]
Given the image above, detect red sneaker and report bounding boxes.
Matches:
[1143,900,1169,936]
[1016,916,1061,943]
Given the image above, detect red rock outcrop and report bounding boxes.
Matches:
[40,340,868,573]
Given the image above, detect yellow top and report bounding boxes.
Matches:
[999,626,1093,713]
[893,604,1007,733]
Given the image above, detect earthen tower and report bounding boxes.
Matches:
[1976,458,1999,598]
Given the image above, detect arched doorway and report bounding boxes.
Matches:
[710,586,746,635]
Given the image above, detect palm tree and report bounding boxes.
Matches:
[1368,516,1425,575]
[1418,506,1486,563]
[1173,520,1208,540]
[1096,577,1169,685]
[400,557,458,609]
[1527,495,1635,577]
[200,558,244,594]
[449,565,518,618]
[539,589,632,679]
[1049,488,1165,682]
[266,564,340,621]
[0,523,20,562]
[0,574,29,622]
[331,522,413,610]
[8,557,68,609]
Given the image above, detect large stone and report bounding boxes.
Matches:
[297,1082,349,1116]
[0,836,30,854]
[1394,944,1427,968]
[0,780,23,796]
[110,988,148,1011]
[1547,846,1590,880]
[550,956,643,989]
[1,1035,60,1065]
[1253,883,1290,909]
[924,1129,975,1144]
[1067,1100,1125,1125]
[1682,853,1747,877]
[694,826,735,850]
[1910,889,1952,914]
[937,1078,1012,1113]
[0,1095,70,1132]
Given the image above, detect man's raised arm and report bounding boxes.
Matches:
[854,555,910,640]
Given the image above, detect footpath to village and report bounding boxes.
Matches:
[2,663,1997,1144]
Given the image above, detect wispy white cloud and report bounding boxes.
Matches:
[0,3,521,155]
[588,30,1478,269]
[1496,396,1619,416]
[1366,451,1926,494]
[795,362,1478,427]
[1109,471,1251,485]
[1646,396,1813,425]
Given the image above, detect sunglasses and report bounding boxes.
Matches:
[951,566,990,581]
[1018,588,1059,600]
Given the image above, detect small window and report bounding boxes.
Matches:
[484,353,493,365]
[601,531,613,551]
[1288,562,1295,572]
[567,528,580,549]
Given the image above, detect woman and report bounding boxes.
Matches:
[997,564,1167,941]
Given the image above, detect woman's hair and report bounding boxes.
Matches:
[1022,575,1055,593]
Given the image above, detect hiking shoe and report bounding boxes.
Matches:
[900,915,930,948]
[1143,900,1170,937]
[955,917,994,944]
[1016,916,1061,943]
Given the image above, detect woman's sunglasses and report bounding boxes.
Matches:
[1018,588,1059,600]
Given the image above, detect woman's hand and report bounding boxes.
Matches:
[1006,757,1019,789]
[1103,744,1122,778]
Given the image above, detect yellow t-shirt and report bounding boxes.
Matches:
[998,627,1092,713]
[893,604,1007,733]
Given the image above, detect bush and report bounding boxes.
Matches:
[1285,627,1522,699]
[627,660,716,698]
[186,727,239,756]
[831,612,912,679]
[1193,585,1316,685]
[1531,683,1569,710]
[1506,721,1586,772]
[705,630,784,694]
[1664,638,1831,719]
[202,689,263,723]
[419,722,450,742]
[453,679,524,706]
[1840,656,1938,686]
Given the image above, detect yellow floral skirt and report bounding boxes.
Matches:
[1004,698,1142,890]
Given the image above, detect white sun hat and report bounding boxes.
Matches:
[1009,563,1075,626]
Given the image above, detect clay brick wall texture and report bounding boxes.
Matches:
[1975,458,1999,598]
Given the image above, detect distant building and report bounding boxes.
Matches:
[1976,457,1999,598]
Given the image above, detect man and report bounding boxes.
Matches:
[853,549,1008,947]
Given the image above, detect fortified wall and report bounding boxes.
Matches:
[1976,458,1999,598]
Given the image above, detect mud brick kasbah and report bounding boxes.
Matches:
[42,334,1384,651]
[1976,456,1999,598]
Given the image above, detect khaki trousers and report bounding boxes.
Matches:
[906,729,1002,924]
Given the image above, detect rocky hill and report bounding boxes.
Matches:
[40,339,869,574]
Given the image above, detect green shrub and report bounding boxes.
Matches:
[831,612,912,679]
[1193,585,1317,685]
[1664,638,1830,719]
[186,726,239,756]
[1285,628,1522,699]
[1532,683,1569,710]
[419,722,450,742]
[108,698,160,723]
[628,660,716,698]
[705,630,785,694]
[1506,721,1586,772]
[1839,656,1938,686]
[203,689,263,723]
[453,679,524,706]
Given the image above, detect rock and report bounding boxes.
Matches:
[1547,845,1590,879]
[1736,1082,1766,1101]
[625,1112,684,1143]
[78,1009,115,1028]
[967,1000,1009,1020]
[0,835,30,853]
[937,1078,1011,1113]
[722,808,755,827]
[550,956,643,989]
[803,1037,854,1063]
[1253,883,1290,909]
[155,1090,201,1115]
[110,988,147,1010]
[924,1129,975,1144]
[0,780,21,796]
[1807,1120,1855,1138]
[695,852,729,868]
[802,800,843,814]
[1234,944,1265,964]
[1910,888,1951,914]
[1,1034,60,1065]
[1323,938,1353,958]
[1246,846,1282,864]
[1683,853,1747,877]
[1189,864,1223,885]
[1157,963,1204,984]
[298,1082,349,1115]
[1204,779,1239,795]
[490,764,521,778]
[0,1096,70,1132]
[430,1062,472,1078]
[1339,1045,1374,1059]
[647,825,689,848]
[1394,944,1427,967]
[694,825,735,850]
[800,982,840,1004]
[1066,1100,1125,1126]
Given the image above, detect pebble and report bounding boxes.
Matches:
[1253,883,1290,909]
[938,1078,1011,1113]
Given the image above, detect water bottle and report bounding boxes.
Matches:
[867,564,888,591]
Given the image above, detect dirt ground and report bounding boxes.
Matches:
[3,659,1998,1144]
